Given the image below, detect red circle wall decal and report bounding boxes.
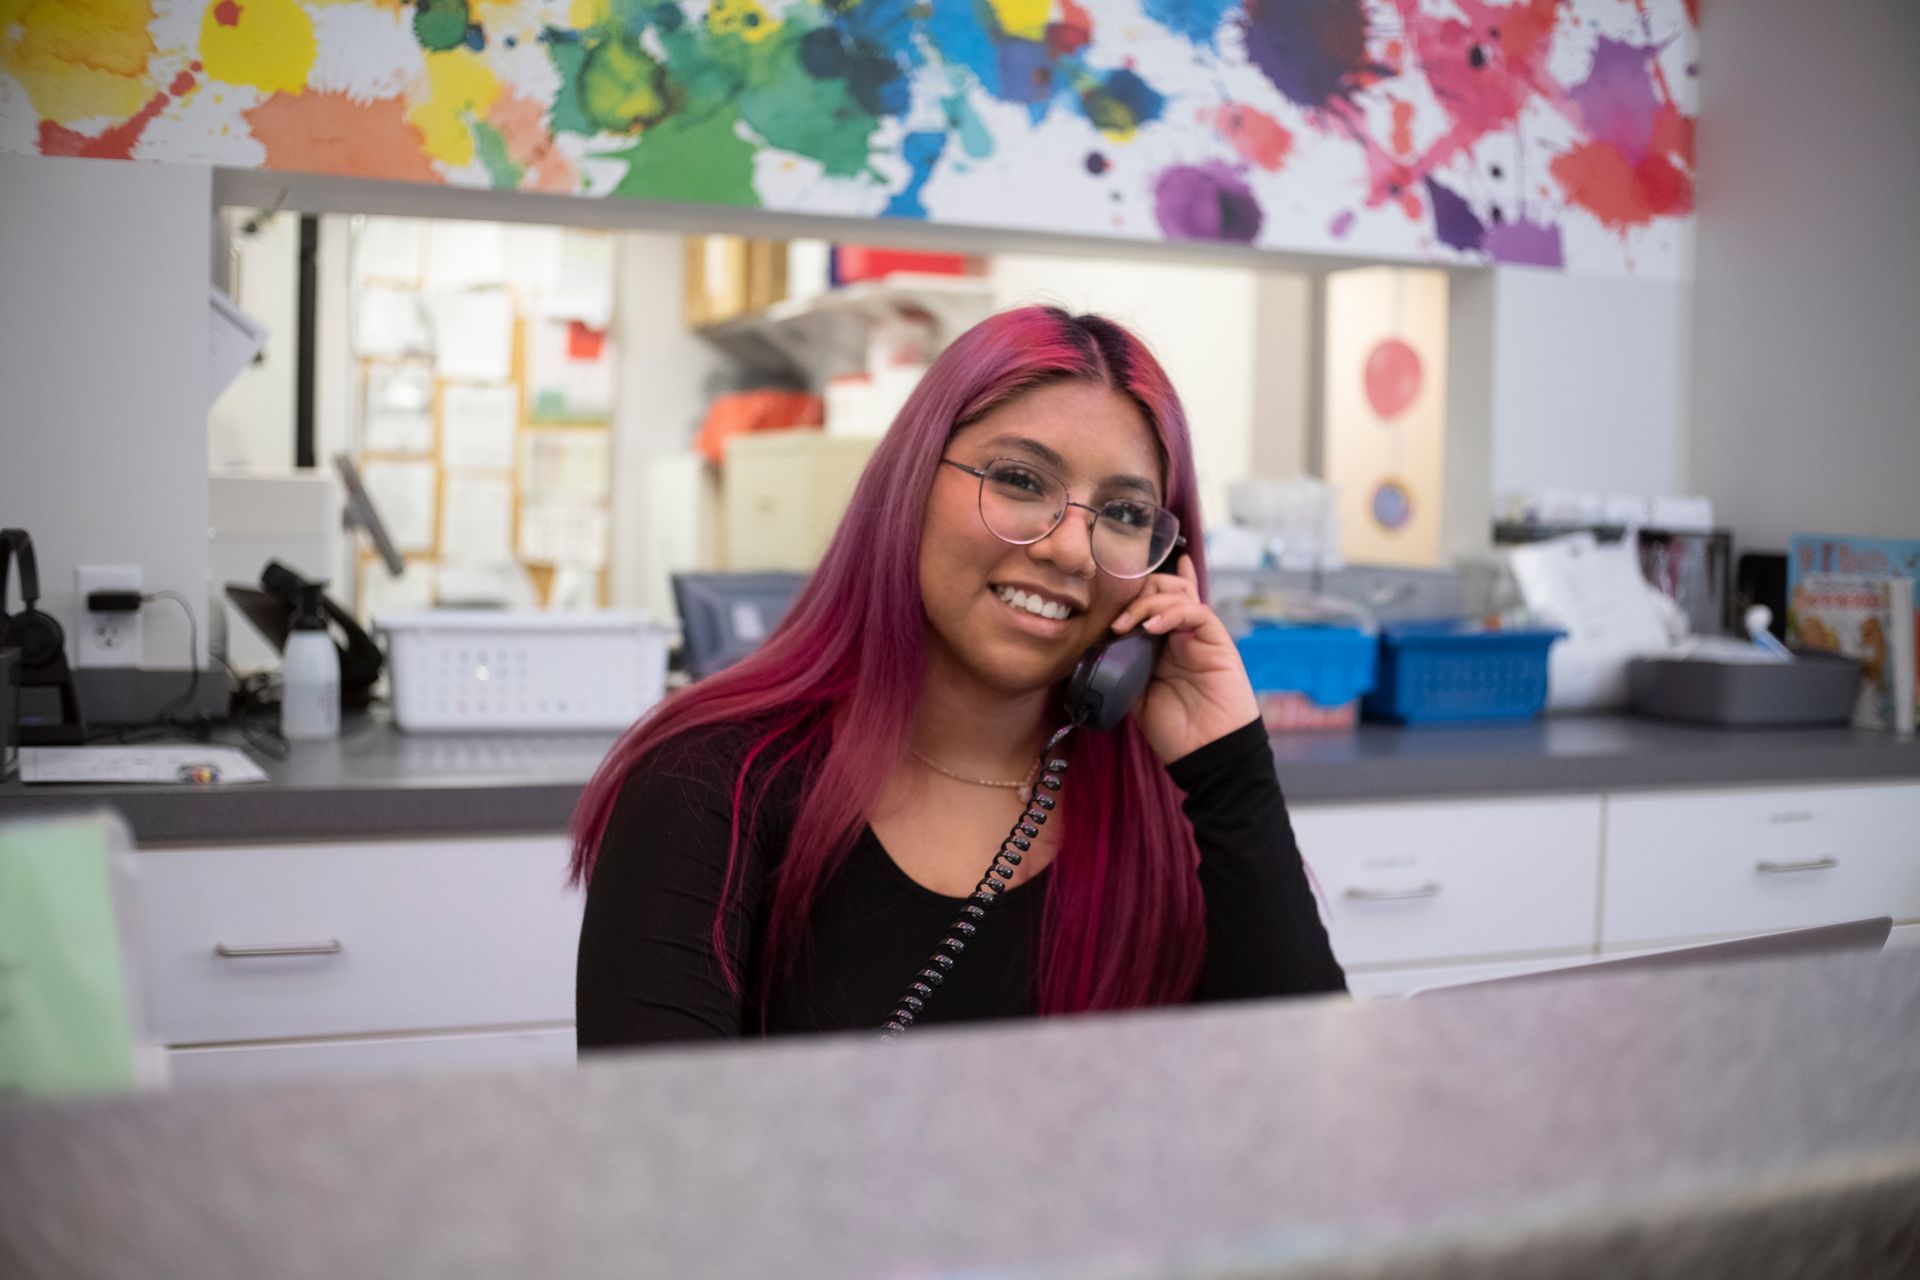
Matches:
[1364,338,1423,419]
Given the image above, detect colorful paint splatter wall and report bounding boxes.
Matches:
[0,1,1697,277]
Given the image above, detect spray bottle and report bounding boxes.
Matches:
[281,583,340,741]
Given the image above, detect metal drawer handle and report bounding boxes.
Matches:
[1344,882,1442,902]
[213,939,343,959]
[1755,857,1838,875]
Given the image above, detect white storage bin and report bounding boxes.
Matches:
[375,611,668,732]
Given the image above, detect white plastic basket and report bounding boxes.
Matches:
[374,611,668,732]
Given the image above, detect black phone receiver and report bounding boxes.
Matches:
[225,561,385,708]
[1063,629,1162,732]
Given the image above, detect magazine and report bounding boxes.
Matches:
[1787,574,1916,733]
[1788,535,1919,731]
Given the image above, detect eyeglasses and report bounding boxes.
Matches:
[940,457,1185,580]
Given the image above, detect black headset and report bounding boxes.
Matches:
[1,528,66,669]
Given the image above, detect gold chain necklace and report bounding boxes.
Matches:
[909,748,1042,801]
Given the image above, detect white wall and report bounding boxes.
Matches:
[1485,268,1690,505]
[1249,272,1315,481]
[1689,0,1920,550]
[0,155,212,665]
[1441,269,1495,560]
[608,231,730,617]
[989,254,1264,531]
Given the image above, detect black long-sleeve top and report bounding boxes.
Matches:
[576,716,1345,1048]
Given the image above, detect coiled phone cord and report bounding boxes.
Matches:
[879,722,1078,1040]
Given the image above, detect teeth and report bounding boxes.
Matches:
[994,586,1073,621]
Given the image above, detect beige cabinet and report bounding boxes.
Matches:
[723,430,879,571]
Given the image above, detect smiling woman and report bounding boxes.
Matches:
[572,305,1345,1047]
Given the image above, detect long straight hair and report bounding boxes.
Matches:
[571,306,1209,1018]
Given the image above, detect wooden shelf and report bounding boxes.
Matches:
[694,274,996,382]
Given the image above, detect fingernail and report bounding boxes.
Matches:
[1113,613,1130,630]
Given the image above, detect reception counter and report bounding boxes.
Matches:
[3,948,1917,1278]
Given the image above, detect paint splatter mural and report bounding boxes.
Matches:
[0,1,1697,276]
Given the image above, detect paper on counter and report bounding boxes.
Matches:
[1650,495,1715,533]
[440,383,518,470]
[518,499,608,568]
[363,363,435,453]
[358,459,437,552]
[441,474,515,562]
[20,745,269,785]
[1508,533,1675,711]
[428,289,514,382]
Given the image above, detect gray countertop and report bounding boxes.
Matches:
[4,948,1917,1279]
[2,711,1917,845]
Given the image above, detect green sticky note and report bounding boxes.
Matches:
[0,811,140,1099]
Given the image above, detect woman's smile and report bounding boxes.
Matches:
[920,380,1162,695]
[987,580,1084,635]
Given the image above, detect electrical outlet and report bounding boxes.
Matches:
[76,565,144,668]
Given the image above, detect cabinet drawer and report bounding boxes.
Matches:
[1602,784,1920,947]
[166,1025,576,1088]
[132,837,582,1044]
[1290,796,1602,969]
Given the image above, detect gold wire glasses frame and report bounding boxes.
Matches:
[940,457,1186,580]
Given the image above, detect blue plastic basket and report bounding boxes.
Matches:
[1234,623,1378,707]
[1361,620,1563,724]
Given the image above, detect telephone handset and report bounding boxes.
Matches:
[880,629,1165,1037]
[1062,629,1161,732]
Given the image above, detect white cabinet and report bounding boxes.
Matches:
[1294,781,1917,1001]
[1601,784,1920,949]
[124,779,1916,1059]
[1291,795,1602,977]
[132,836,582,1075]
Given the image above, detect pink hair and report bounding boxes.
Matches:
[570,306,1208,1019]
